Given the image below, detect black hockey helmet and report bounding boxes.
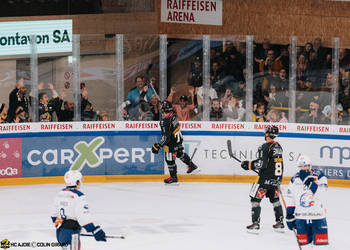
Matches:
[160,100,173,113]
[265,125,279,139]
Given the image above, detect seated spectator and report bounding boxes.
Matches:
[57,96,74,122]
[252,102,266,122]
[298,100,322,124]
[187,56,202,87]
[210,61,227,97]
[210,98,224,121]
[149,94,160,121]
[339,48,350,71]
[167,87,196,121]
[258,49,283,77]
[266,109,281,122]
[223,95,242,121]
[320,104,344,124]
[138,100,154,121]
[0,103,8,123]
[14,106,29,123]
[38,83,61,122]
[7,78,30,123]
[81,101,98,121]
[272,68,288,91]
[98,111,110,121]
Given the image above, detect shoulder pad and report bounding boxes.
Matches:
[312,169,326,180]
[63,188,85,197]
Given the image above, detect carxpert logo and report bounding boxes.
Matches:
[24,136,162,175]
[320,145,350,164]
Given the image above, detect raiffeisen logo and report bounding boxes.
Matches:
[27,137,155,170]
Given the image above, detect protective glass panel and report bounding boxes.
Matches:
[208,35,247,122]
[253,36,290,123]
[295,37,333,124]
[0,55,31,123]
[123,34,160,121]
[166,35,203,121]
[339,45,350,124]
[79,34,116,121]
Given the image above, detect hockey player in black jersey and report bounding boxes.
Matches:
[240,125,285,233]
[152,100,199,184]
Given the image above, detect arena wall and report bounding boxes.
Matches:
[1,121,350,187]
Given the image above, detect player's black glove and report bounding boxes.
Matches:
[152,143,161,154]
[93,226,106,242]
[286,214,296,231]
[303,176,315,187]
[241,161,249,170]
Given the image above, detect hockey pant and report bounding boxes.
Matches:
[56,228,81,250]
[249,183,283,223]
[164,149,193,177]
[296,218,328,246]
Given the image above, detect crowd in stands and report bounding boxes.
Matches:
[2,37,349,125]
[0,79,109,124]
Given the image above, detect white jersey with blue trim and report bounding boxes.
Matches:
[286,169,328,220]
[51,188,93,228]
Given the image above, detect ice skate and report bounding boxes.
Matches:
[246,221,260,234]
[186,163,200,174]
[164,176,179,185]
[272,219,285,233]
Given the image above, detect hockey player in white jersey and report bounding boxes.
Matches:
[285,155,329,249]
[51,170,106,249]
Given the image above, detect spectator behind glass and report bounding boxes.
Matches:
[259,49,283,77]
[252,102,266,122]
[298,100,322,124]
[7,78,30,123]
[222,94,241,121]
[125,75,155,120]
[98,111,109,121]
[149,94,160,121]
[138,100,154,121]
[167,87,196,121]
[38,82,61,122]
[57,89,74,122]
[187,56,202,87]
[81,86,98,121]
[210,61,227,97]
[0,103,8,123]
[14,106,29,123]
[210,98,224,121]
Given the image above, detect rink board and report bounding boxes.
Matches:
[1,121,350,187]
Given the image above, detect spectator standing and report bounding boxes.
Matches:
[0,103,8,123]
[252,102,266,122]
[38,82,61,122]
[187,56,202,87]
[167,87,196,121]
[149,94,160,121]
[7,78,30,123]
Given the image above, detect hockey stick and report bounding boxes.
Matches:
[145,64,161,101]
[227,139,259,174]
[279,188,302,250]
[190,147,198,161]
[80,234,125,239]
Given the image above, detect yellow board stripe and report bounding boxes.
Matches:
[0,175,350,188]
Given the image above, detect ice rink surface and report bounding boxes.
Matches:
[0,182,349,250]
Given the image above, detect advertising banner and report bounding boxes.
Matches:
[0,19,72,56]
[21,135,163,177]
[161,0,223,25]
[0,138,22,178]
[177,135,350,179]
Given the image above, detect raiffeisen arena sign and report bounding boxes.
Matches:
[0,19,72,56]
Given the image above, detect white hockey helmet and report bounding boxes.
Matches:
[297,155,311,168]
[64,170,83,187]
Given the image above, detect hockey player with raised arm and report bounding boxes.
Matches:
[285,155,329,249]
[240,125,285,233]
[51,170,106,249]
[152,100,199,184]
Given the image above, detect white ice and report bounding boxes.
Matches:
[0,182,349,250]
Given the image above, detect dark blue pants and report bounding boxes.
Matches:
[296,218,328,245]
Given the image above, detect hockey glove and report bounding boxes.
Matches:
[152,143,161,154]
[241,161,249,170]
[286,214,296,231]
[303,176,318,194]
[93,226,107,242]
